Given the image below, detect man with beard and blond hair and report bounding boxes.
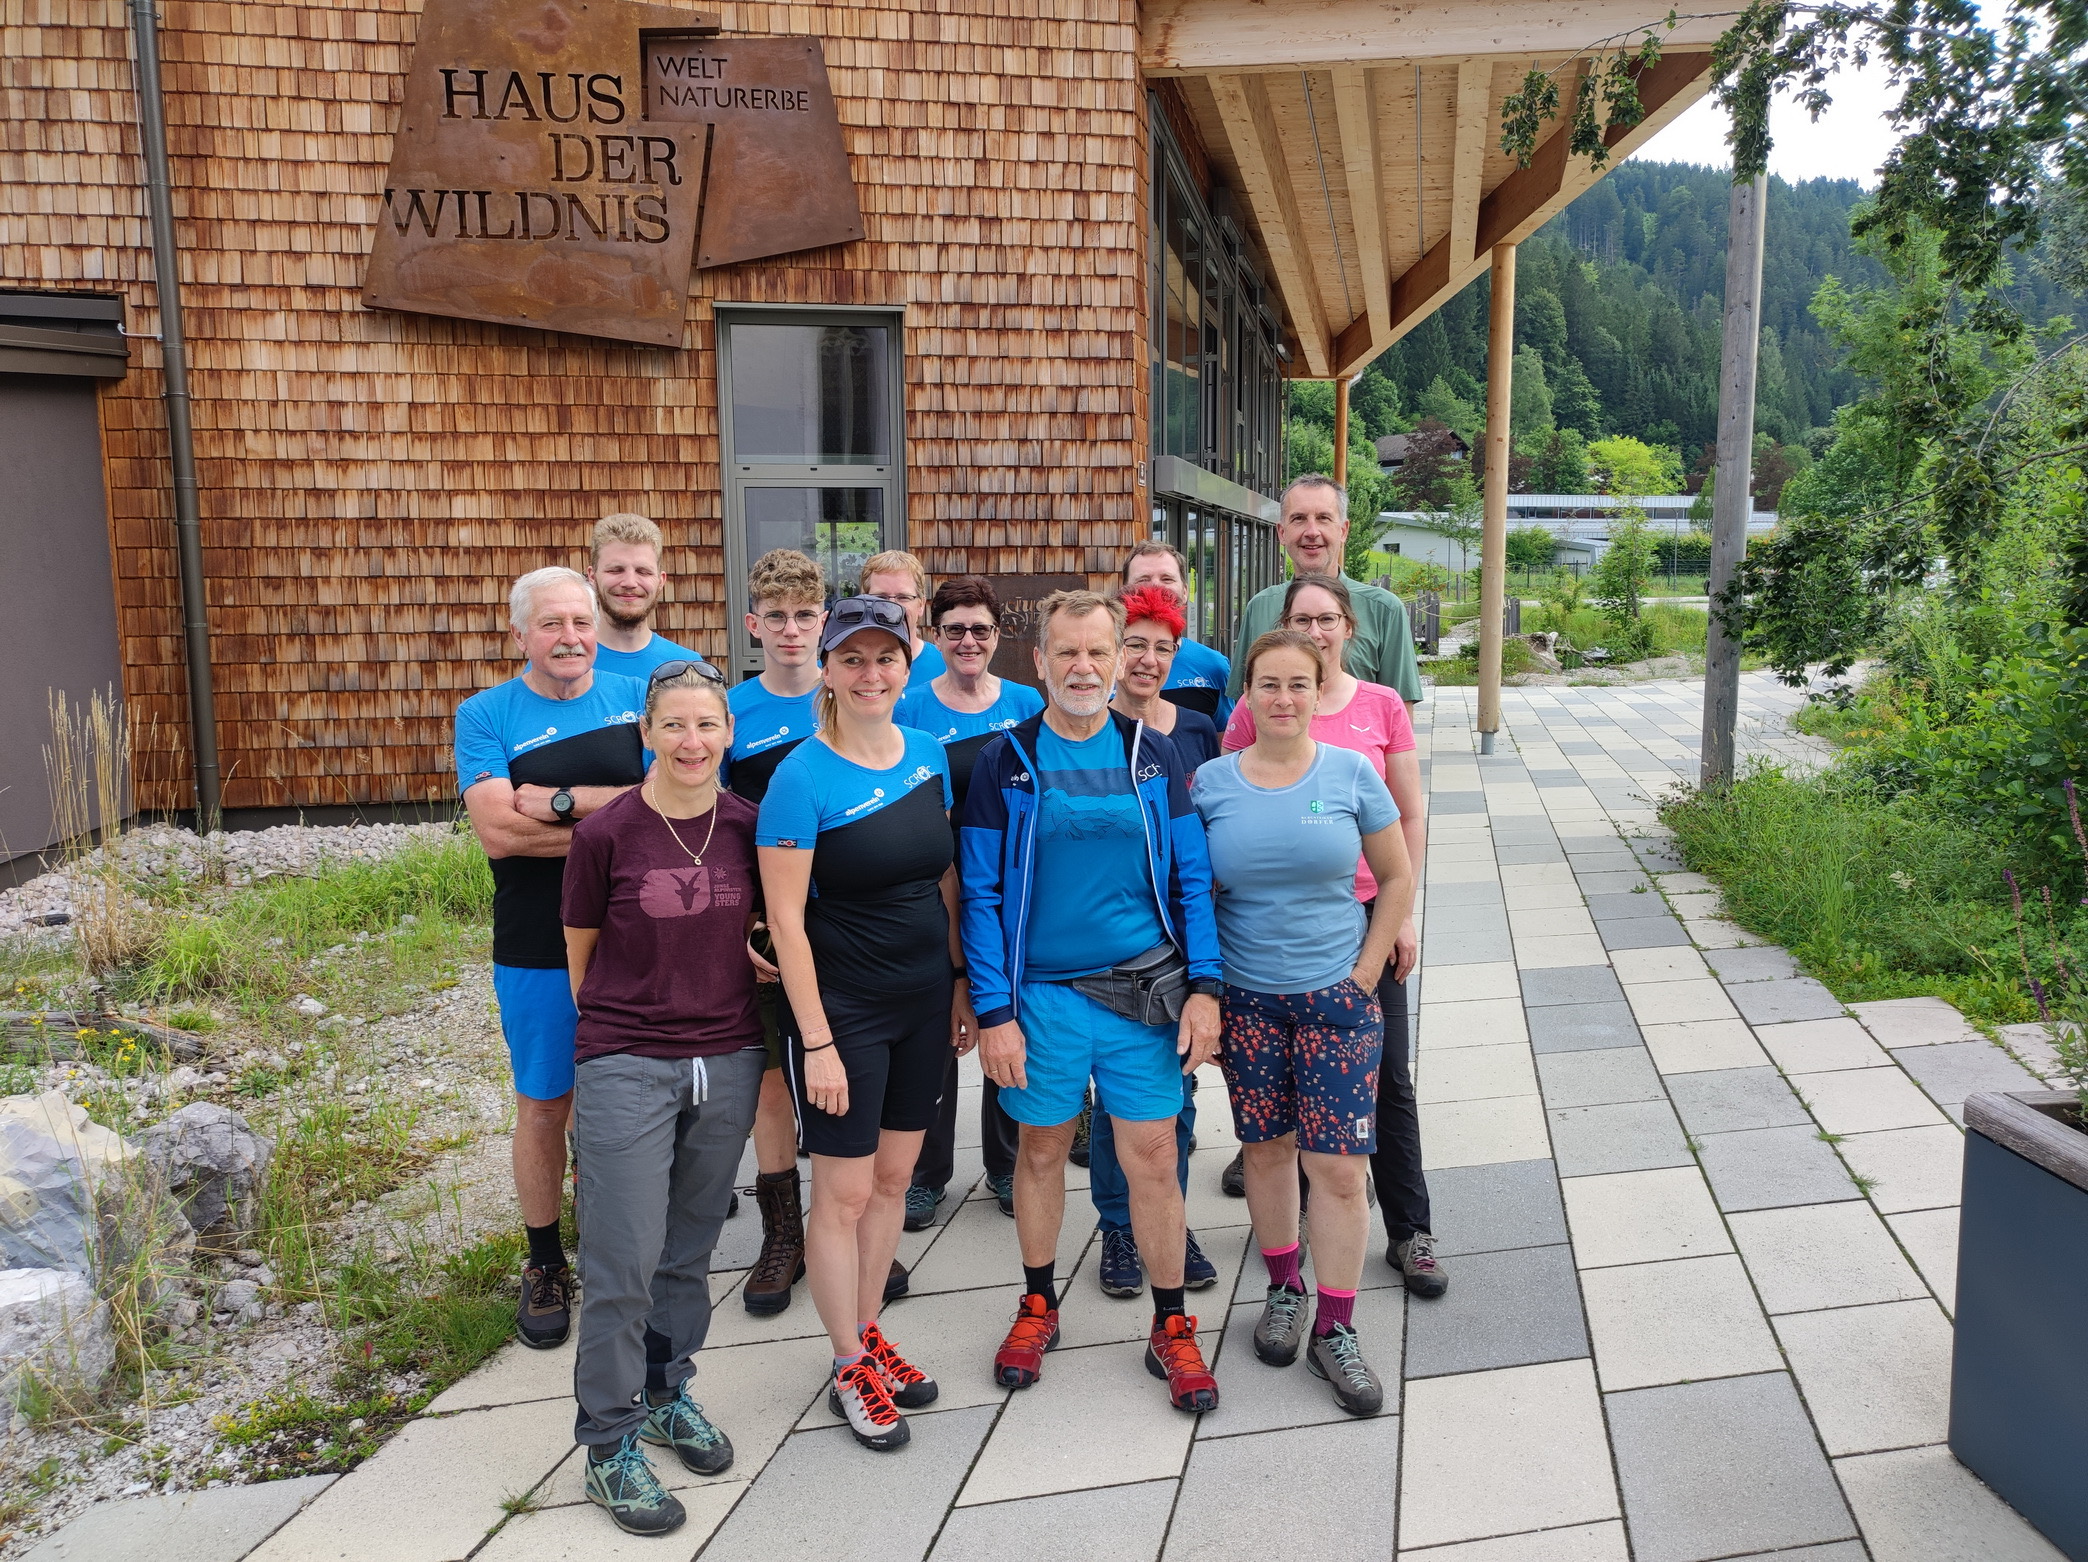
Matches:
[586,513,720,681]
[958,590,1226,1415]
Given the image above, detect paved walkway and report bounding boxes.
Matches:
[89,674,2074,1561]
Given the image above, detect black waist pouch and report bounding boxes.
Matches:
[1068,942,1190,1026]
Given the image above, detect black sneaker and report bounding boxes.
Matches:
[517,1262,572,1349]
[1183,1229,1218,1290]
[1220,1149,1246,1197]
[1069,1096,1092,1168]
[1098,1228,1144,1297]
[902,1184,944,1232]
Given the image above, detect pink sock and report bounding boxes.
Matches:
[1262,1242,1302,1292]
[1315,1287,1356,1335]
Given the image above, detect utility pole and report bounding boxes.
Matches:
[1477,244,1515,754]
[1700,173,1767,789]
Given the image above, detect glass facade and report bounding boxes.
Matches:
[1149,95,1285,655]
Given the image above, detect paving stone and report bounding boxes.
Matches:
[931,1479,1176,1562]
[957,1340,1192,1506]
[1887,1206,1959,1310]
[1516,932,1617,969]
[1697,1124,1859,1211]
[1753,1018,1890,1075]
[1605,1372,1857,1562]
[1728,978,1846,1026]
[1664,1067,1810,1135]
[1891,1039,2041,1106]
[475,1480,745,1560]
[1577,869,1654,895]
[1608,947,1711,984]
[1775,1299,1952,1455]
[1702,946,1801,984]
[1584,891,1672,921]
[1794,1068,1951,1136]
[1851,996,1985,1049]
[1562,1167,1732,1269]
[1403,1243,1587,1378]
[1419,997,1529,1050]
[1663,891,1725,920]
[1625,979,1740,1026]
[1727,1202,1929,1314]
[1718,1546,1867,1561]
[1494,843,1567,866]
[1206,1286,1403,1427]
[24,1476,338,1562]
[906,1189,1092,1295]
[1630,840,1687,872]
[1837,1124,1965,1215]
[1166,1418,1401,1559]
[1392,1519,1628,1561]
[425,1334,573,1413]
[1420,1093,1552,1169]
[1641,1019,1771,1074]
[1416,1043,1539,1105]
[1399,1360,1620,1549]
[1509,905,1598,940]
[1426,961,1524,1003]
[1597,916,1693,950]
[1427,880,1508,908]
[1426,927,1518,966]
[1683,916,1753,949]
[1581,1254,1782,1392]
[1835,1445,2068,1561]
[1654,871,1717,894]
[1433,791,1490,814]
[1564,849,1639,872]
[1425,904,1513,939]
[1536,1047,1664,1108]
[1424,1158,1569,1257]
[1522,966,1627,1008]
[1527,1001,1643,1055]
[1504,880,1591,911]
[1547,1100,1693,1176]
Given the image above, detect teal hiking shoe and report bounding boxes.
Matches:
[585,1433,686,1536]
[903,1183,944,1231]
[985,1171,1015,1216]
[639,1382,734,1475]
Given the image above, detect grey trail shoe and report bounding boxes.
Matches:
[1252,1283,1308,1367]
[585,1433,687,1536]
[1391,1232,1448,1298]
[639,1382,734,1475]
[1307,1323,1385,1416]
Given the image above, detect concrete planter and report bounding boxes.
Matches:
[1952,1089,2088,1560]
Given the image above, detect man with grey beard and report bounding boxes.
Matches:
[956,590,1227,1414]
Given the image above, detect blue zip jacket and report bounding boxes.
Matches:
[958,709,1222,1029]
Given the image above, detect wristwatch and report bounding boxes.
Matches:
[1188,978,1224,999]
[550,788,577,824]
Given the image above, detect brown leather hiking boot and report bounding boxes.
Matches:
[744,1169,805,1315]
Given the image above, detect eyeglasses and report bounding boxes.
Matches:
[828,597,910,632]
[870,590,922,605]
[1285,613,1348,633]
[1122,636,1178,658]
[648,659,725,685]
[758,610,822,631]
[938,622,997,640]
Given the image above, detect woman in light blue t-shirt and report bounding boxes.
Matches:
[1192,629,1414,1418]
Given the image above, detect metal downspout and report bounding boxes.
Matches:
[128,0,222,832]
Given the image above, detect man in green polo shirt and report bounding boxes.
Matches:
[1227,474,1423,704]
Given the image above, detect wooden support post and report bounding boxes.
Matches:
[1332,376,1351,489]
[1701,174,1767,789]
[1477,244,1515,753]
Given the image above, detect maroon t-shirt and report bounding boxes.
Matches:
[560,786,764,1060]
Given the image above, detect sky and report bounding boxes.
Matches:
[1632,59,1903,185]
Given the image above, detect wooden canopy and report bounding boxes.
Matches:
[1142,0,1724,377]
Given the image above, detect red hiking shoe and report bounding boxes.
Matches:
[1145,1314,1219,1412]
[993,1293,1060,1388]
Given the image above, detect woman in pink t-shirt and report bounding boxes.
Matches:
[1222,572,1443,1299]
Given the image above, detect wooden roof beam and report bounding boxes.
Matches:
[1331,64,1391,347]
[1142,0,1731,76]
[1209,71,1335,377]
[1447,58,1493,269]
[1330,48,1713,376]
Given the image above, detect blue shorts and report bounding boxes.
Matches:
[999,980,1185,1128]
[491,964,578,1101]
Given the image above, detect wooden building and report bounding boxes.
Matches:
[0,0,1718,856]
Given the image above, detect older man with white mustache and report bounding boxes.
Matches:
[958,590,1227,1415]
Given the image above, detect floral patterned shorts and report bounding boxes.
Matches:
[1219,980,1384,1155]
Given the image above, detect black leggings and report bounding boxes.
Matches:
[1364,903,1430,1242]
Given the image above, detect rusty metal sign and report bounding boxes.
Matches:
[363,0,862,346]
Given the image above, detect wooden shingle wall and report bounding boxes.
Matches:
[0,0,1147,811]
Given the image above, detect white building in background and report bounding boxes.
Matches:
[1374,493,1780,571]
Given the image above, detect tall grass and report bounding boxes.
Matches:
[43,690,153,975]
[1526,601,1710,660]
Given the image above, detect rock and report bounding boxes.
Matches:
[291,996,326,1019]
[136,1104,273,1239]
[235,1248,265,1267]
[214,1277,260,1312]
[167,1066,204,1094]
[0,1089,138,1272]
[0,1267,114,1403]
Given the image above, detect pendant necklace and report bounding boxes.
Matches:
[651,783,720,865]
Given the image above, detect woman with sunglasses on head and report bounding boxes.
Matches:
[1221,572,1440,1300]
[756,596,975,1451]
[560,661,760,1537]
[893,577,1041,1230]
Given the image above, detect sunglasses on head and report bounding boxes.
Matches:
[648,659,726,685]
[829,597,910,632]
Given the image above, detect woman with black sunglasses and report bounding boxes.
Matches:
[756,595,975,1451]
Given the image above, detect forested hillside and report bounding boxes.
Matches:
[1331,162,2081,494]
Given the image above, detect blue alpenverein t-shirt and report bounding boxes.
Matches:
[725,676,818,805]
[1161,708,1223,772]
[895,678,1046,811]
[1164,638,1233,726]
[1023,721,1168,980]
[755,730,954,995]
[908,641,947,688]
[453,671,648,968]
[1192,745,1398,994]
[593,634,717,682]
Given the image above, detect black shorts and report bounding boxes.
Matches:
[784,978,951,1159]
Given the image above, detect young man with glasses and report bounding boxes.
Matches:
[858,550,945,689]
[586,513,722,681]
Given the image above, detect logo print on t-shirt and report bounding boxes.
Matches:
[1309,800,1325,814]
[639,867,712,919]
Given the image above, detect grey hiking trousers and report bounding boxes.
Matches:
[572,1047,763,1447]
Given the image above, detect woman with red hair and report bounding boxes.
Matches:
[1108,584,1223,771]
